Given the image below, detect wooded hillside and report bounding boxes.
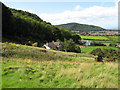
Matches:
[2,3,80,46]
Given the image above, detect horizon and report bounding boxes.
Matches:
[1,0,119,29]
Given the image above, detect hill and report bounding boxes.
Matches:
[56,23,105,32]
[2,2,79,46]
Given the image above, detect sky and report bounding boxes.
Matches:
[1,0,119,29]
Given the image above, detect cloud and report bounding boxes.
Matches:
[39,4,118,29]
[10,6,34,13]
[74,5,81,10]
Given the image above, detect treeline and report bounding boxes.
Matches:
[2,2,81,46]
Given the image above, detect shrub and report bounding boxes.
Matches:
[91,42,106,46]
[32,42,38,47]
[26,41,32,46]
[109,43,117,47]
[91,48,119,62]
[75,45,81,53]
[91,48,102,55]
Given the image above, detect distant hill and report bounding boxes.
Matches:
[2,2,80,46]
[56,23,105,32]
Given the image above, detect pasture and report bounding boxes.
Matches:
[109,36,120,43]
[81,46,118,53]
[80,35,109,40]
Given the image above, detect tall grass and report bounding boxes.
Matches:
[2,59,118,88]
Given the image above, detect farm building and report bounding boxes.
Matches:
[81,39,91,46]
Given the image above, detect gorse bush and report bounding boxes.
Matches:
[91,48,119,62]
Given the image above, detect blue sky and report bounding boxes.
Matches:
[4,2,115,14]
[2,0,118,29]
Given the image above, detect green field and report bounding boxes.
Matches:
[80,35,109,40]
[92,40,113,43]
[81,46,118,52]
[109,36,120,43]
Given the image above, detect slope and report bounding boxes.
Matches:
[2,2,75,46]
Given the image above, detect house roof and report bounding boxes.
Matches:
[53,42,60,46]
[45,42,61,46]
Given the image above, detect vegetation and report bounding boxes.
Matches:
[109,36,120,43]
[2,42,94,63]
[91,48,119,62]
[61,39,81,53]
[80,35,108,40]
[56,23,105,32]
[109,43,117,47]
[90,42,106,46]
[1,2,119,88]
[2,3,80,46]
[81,46,118,53]
[2,42,118,88]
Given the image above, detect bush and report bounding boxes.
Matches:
[91,48,102,55]
[109,43,117,47]
[91,42,106,46]
[75,46,81,53]
[91,48,119,62]
[26,41,32,46]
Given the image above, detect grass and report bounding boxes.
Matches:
[2,58,118,88]
[2,42,119,88]
[92,40,113,43]
[109,36,120,43]
[2,42,95,63]
[81,46,118,52]
[80,35,109,40]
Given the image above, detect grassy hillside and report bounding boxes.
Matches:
[56,23,105,32]
[2,42,118,88]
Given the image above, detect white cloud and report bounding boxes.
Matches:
[74,5,81,10]
[39,3,118,29]
[10,6,34,13]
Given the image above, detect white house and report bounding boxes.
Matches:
[81,39,91,46]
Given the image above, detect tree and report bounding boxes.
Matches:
[61,39,81,53]
[72,34,81,44]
